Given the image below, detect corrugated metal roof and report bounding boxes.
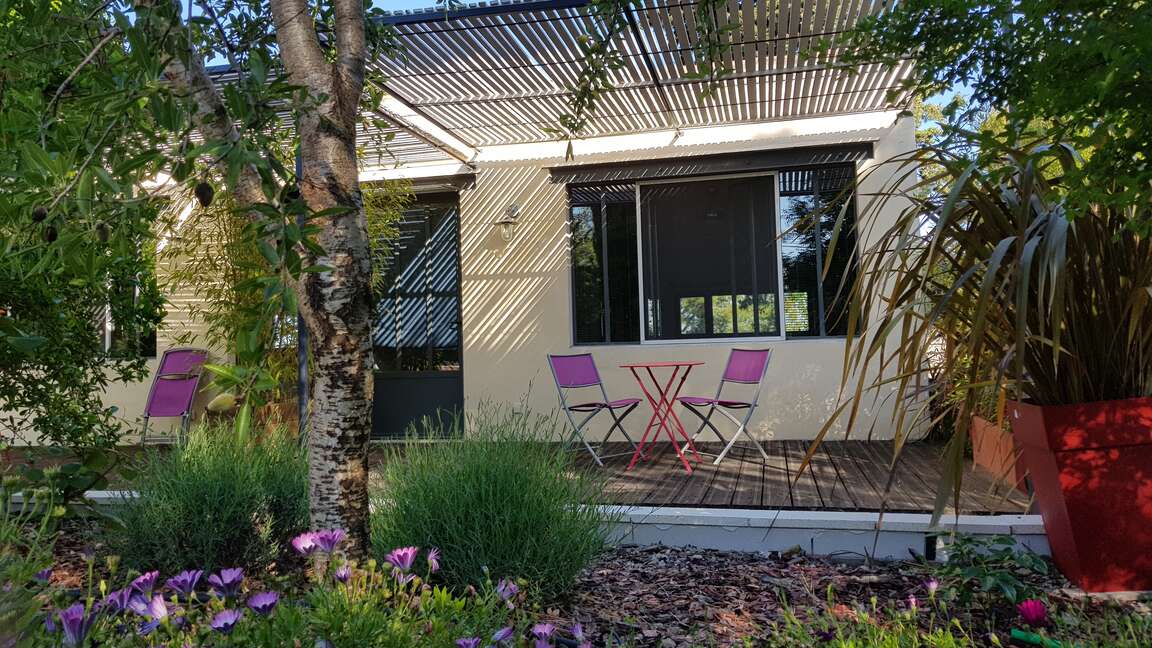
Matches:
[373,0,913,148]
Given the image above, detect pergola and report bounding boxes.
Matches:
[360,0,914,177]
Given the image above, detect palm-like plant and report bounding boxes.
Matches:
[814,140,1152,513]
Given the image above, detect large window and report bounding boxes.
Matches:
[567,164,858,343]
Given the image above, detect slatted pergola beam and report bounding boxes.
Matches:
[370,0,913,156]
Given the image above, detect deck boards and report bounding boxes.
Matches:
[582,440,1032,514]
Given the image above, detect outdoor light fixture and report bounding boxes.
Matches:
[494,204,520,242]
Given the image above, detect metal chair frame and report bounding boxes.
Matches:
[547,353,640,466]
[678,348,773,465]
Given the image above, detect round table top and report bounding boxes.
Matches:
[619,360,705,368]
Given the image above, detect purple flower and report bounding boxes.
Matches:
[58,603,95,647]
[385,546,419,572]
[496,578,520,601]
[906,594,919,611]
[210,609,243,634]
[925,577,939,596]
[395,571,416,587]
[101,588,133,614]
[291,531,319,555]
[166,569,203,596]
[208,568,244,597]
[313,529,347,553]
[491,627,515,643]
[247,591,279,616]
[455,638,481,648]
[532,623,555,648]
[130,570,160,596]
[33,567,52,583]
[333,564,351,584]
[426,547,441,573]
[1017,599,1048,626]
[128,594,169,621]
[43,613,57,634]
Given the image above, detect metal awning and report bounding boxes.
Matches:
[371,0,913,155]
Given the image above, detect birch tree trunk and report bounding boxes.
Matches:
[145,0,374,556]
[270,0,373,557]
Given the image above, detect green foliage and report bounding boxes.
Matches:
[0,484,58,646]
[370,406,610,600]
[839,0,1152,223]
[765,596,1152,647]
[110,425,308,574]
[363,180,414,293]
[0,0,168,451]
[24,543,530,647]
[824,141,1152,514]
[934,535,1048,604]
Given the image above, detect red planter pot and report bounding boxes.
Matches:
[969,415,1028,493]
[1010,397,1152,593]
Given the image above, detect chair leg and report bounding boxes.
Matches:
[712,409,769,464]
[605,404,639,451]
[564,410,605,466]
[678,404,726,455]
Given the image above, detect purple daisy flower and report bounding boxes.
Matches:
[925,577,940,596]
[385,546,419,572]
[491,626,516,643]
[532,623,555,648]
[313,529,346,553]
[130,570,160,597]
[128,594,168,621]
[247,591,279,616]
[43,612,57,634]
[58,603,95,647]
[426,547,441,573]
[291,532,319,555]
[33,567,52,583]
[208,568,244,597]
[166,569,203,596]
[455,638,481,648]
[333,564,351,584]
[101,588,134,615]
[496,578,520,601]
[210,609,243,634]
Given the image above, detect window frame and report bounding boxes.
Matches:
[566,165,861,347]
[633,171,786,346]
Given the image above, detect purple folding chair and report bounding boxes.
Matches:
[547,353,640,466]
[141,347,208,444]
[677,348,773,465]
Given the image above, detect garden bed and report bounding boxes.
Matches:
[544,545,1149,647]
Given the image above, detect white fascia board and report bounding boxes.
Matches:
[475,110,903,164]
[359,162,473,182]
[378,95,477,163]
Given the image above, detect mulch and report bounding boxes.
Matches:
[539,545,1112,647]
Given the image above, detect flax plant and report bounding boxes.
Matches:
[811,140,1152,514]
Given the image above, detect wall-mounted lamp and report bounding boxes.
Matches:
[494,204,520,242]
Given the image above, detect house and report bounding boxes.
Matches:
[88,0,921,446]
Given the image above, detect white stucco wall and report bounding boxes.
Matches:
[457,115,917,441]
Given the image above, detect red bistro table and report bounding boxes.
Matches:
[621,361,704,474]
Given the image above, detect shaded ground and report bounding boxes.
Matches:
[540,545,1141,647]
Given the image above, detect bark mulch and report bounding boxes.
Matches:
[537,545,1100,647]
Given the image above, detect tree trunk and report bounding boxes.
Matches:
[149,0,375,556]
[270,0,373,557]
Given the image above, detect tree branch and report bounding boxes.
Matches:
[135,0,263,205]
[268,0,329,93]
[332,0,366,120]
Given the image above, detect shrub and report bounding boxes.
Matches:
[110,425,307,574]
[370,406,609,600]
[1,484,57,646]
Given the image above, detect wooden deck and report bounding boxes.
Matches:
[580,441,1032,514]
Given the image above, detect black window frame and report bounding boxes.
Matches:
[566,163,860,345]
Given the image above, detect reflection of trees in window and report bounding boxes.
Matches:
[568,185,639,344]
[780,166,858,337]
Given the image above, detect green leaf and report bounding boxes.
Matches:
[234,401,252,441]
[6,335,47,354]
